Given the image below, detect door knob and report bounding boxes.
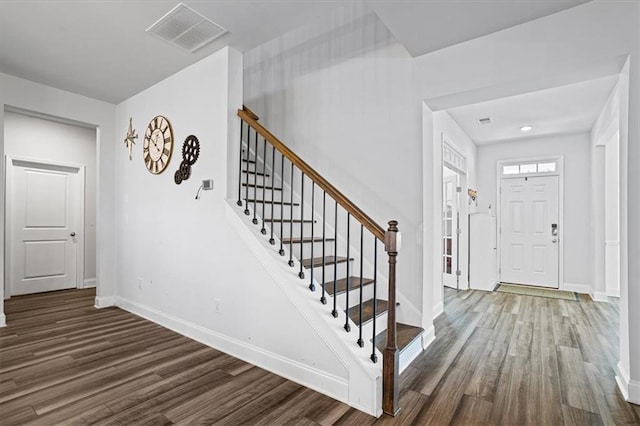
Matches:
[70,232,76,237]
[552,239,557,243]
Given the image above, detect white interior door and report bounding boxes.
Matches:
[442,173,459,288]
[500,175,559,288]
[7,158,82,296]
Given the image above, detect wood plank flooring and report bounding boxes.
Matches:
[1,287,638,425]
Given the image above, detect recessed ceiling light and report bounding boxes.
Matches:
[520,125,533,132]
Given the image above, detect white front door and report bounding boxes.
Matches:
[7,158,82,295]
[442,173,459,288]
[500,175,559,288]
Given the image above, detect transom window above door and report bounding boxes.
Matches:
[502,160,557,176]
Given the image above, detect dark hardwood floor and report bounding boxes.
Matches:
[0,287,638,425]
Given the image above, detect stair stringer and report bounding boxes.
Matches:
[226,200,384,417]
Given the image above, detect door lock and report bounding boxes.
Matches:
[70,232,76,237]
[551,223,558,236]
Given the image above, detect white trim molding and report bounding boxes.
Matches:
[83,278,97,288]
[561,282,592,296]
[0,313,6,327]
[616,361,640,404]
[94,296,115,308]
[592,291,609,302]
[422,325,436,351]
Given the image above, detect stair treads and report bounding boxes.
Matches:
[242,183,282,191]
[374,323,424,353]
[280,237,335,244]
[301,256,351,268]
[323,277,375,295]
[244,199,299,206]
[263,218,315,223]
[347,299,388,325]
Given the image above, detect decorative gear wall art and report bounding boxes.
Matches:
[174,134,200,185]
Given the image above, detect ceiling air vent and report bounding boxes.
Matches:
[477,117,492,125]
[146,3,228,53]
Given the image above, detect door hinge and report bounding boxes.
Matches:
[456,186,462,192]
[456,228,462,235]
[456,270,462,276]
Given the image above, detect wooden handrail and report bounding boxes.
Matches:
[238,107,385,241]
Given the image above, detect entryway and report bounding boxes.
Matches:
[5,157,85,295]
[499,159,562,289]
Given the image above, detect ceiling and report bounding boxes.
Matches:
[446,75,619,145]
[0,0,589,104]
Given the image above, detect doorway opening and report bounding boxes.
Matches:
[497,157,563,289]
[441,140,468,291]
[3,108,98,299]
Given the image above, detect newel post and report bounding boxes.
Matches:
[383,220,400,416]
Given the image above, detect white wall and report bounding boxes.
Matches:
[476,133,591,291]
[414,1,640,402]
[113,47,380,412]
[430,110,477,316]
[4,111,97,284]
[244,9,423,327]
[0,73,117,326]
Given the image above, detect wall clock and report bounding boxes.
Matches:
[143,115,174,174]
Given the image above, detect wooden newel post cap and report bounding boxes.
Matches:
[385,220,401,252]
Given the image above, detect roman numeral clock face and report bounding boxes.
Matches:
[143,115,173,174]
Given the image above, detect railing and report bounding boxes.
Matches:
[237,106,400,416]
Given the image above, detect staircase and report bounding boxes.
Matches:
[235,106,423,415]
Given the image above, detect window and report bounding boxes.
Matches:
[501,160,558,176]
[503,165,520,175]
[537,162,556,172]
[519,164,537,173]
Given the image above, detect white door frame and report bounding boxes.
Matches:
[496,156,564,289]
[5,155,86,298]
[442,136,469,290]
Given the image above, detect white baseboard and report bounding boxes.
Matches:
[421,326,435,351]
[0,313,6,327]
[115,296,349,408]
[561,282,592,295]
[94,296,116,308]
[593,291,609,302]
[83,278,97,288]
[433,301,444,319]
[616,361,640,404]
[606,288,620,298]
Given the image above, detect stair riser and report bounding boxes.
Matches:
[358,311,388,343]
[243,186,284,198]
[303,262,352,282]
[246,203,304,220]
[332,284,376,309]
[286,242,338,260]
[263,221,316,237]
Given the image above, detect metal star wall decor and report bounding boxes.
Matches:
[124,117,138,160]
